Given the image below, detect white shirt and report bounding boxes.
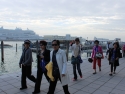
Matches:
[70,43,82,57]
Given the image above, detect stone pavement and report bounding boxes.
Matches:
[0,58,125,94]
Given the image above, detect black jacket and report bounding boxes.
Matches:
[109,48,120,66]
[37,49,50,68]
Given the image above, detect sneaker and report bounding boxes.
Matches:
[72,78,77,81]
[20,87,27,90]
[80,75,83,78]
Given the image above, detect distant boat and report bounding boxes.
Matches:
[0,26,43,41]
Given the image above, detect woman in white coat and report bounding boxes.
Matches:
[47,40,70,94]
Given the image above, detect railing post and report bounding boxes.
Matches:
[1,41,4,62]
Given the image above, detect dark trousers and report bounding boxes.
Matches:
[73,63,82,79]
[21,65,36,88]
[34,67,50,92]
[106,50,109,55]
[111,63,116,72]
[47,76,70,94]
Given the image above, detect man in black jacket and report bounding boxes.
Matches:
[19,40,36,90]
[33,41,50,94]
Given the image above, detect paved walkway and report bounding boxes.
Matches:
[0,58,125,94]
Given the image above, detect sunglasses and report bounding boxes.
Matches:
[40,44,44,46]
[52,44,58,46]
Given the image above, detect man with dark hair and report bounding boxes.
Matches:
[19,40,36,90]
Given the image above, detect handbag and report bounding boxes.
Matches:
[95,53,102,59]
[71,56,79,64]
[88,58,93,63]
[40,59,46,72]
[77,55,83,63]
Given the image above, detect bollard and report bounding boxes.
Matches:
[1,41,4,62]
[16,43,17,52]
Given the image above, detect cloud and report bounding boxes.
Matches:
[0,0,125,41]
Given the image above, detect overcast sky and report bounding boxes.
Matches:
[0,0,125,41]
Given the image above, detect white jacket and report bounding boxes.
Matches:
[50,49,70,86]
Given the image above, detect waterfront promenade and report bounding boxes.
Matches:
[0,58,125,94]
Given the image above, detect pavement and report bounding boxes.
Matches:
[0,58,125,94]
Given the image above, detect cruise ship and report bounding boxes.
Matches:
[0,26,42,41]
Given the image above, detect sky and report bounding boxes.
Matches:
[0,0,125,41]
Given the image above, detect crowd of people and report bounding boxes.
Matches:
[19,38,124,94]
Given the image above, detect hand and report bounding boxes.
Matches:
[19,64,21,68]
[22,63,25,66]
[116,57,119,60]
[62,74,65,77]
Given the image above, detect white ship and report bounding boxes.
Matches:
[0,26,42,41]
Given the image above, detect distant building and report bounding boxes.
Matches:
[43,34,85,42]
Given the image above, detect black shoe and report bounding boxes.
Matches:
[20,87,27,90]
[109,73,113,76]
[32,91,40,94]
[93,72,96,74]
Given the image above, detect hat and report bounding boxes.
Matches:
[24,40,30,44]
[88,58,93,63]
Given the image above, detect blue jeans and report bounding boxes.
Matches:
[73,63,82,79]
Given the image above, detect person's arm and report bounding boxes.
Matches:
[43,50,50,63]
[62,51,67,76]
[91,47,94,58]
[23,49,32,65]
[116,48,120,60]
[100,46,104,58]
[19,53,23,64]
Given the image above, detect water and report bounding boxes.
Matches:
[0,41,88,75]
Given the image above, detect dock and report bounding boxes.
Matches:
[0,58,125,94]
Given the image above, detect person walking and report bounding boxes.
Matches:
[19,40,36,90]
[91,40,103,74]
[108,42,120,76]
[70,38,83,81]
[33,41,50,94]
[47,40,70,94]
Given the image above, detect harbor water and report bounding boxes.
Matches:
[0,41,88,75]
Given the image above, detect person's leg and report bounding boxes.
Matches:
[33,68,43,93]
[21,65,27,88]
[72,64,77,80]
[98,59,101,71]
[26,65,36,83]
[109,63,113,76]
[47,77,58,94]
[77,63,82,77]
[114,65,117,74]
[44,70,50,82]
[63,85,70,94]
[93,58,97,74]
